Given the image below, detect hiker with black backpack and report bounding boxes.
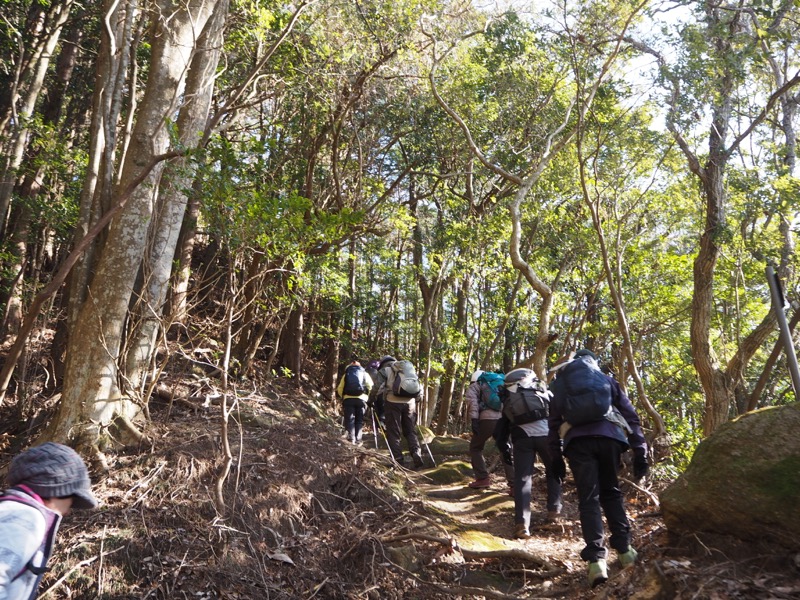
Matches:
[337,358,374,445]
[374,355,424,469]
[547,349,649,588]
[466,370,514,491]
[0,442,98,599]
[493,368,562,539]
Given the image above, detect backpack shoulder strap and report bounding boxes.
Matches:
[0,487,60,581]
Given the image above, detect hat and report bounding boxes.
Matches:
[379,355,396,368]
[470,370,484,383]
[574,349,597,360]
[7,442,98,509]
[367,359,380,370]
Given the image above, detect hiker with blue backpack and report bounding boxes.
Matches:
[337,358,374,445]
[374,356,424,469]
[493,368,563,539]
[466,370,514,491]
[0,442,98,599]
[547,349,649,588]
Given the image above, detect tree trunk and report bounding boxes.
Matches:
[1,13,83,341]
[66,0,139,334]
[47,0,219,448]
[0,0,74,236]
[124,0,228,393]
[281,305,305,380]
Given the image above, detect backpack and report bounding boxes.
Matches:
[389,360,421,398]
[342,365,366,395]
[552,356,612,425]
[501,368,551,425]
[0,490,58,582]
[477,372,505,411]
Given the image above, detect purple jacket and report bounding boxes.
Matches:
[548,372,647,460]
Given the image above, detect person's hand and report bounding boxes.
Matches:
[552,456,567,483]
[501,445,513,466]
[633,454,649,480]
[471,419,480,435]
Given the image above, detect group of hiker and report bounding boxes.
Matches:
[339,348,650,588]
[469,349,649,586]
[336,355,426,469]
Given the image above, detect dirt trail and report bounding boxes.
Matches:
[373,432,650,598]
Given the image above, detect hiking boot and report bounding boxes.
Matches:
[468,477,492,489]
[514,524,530,539]
[618,547,638,568]
[412,455,424,469]
[587,560,608,588]
[546,509,561,523]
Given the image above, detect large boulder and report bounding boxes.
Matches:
[661,403,800,550]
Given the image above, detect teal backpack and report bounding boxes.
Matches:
[477,372,505,411]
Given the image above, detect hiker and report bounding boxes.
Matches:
[548,349,649,588]
[365,358,384,425]
[466,370,514,491]
[337,358,374,445]
[0,442,99,599]
[375,355,424,468]
[493,368,562,539]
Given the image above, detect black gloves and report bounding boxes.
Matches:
[501,443,513,466]
[552,456,567,483]
[633,454,649,480]
[471,418,480,435]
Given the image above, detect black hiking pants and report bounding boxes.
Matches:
[512,433,562,527]
[564,436,631,562]
[342,397,366,442]
[384,399,422,464]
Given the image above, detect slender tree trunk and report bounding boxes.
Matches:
[124,0,229,393]
[0,0,74,235]
[66,0,139,333]
[1,14,83,341]
[47,0,220,450]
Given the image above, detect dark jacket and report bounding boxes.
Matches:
[547,363,647,461]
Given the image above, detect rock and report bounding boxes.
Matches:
[660,403,800,550]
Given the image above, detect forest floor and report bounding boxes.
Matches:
[2,374,799,599]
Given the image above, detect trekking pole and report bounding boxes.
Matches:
[416,425,436,467]
[369,407,380,449]
[374,415,400,465]
[767,265,800,401]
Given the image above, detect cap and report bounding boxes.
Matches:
[574,349,597,360]
[7,442,98,509]
[379,355,396,368]
[470,370,484,382]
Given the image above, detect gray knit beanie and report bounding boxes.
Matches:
[7,442,98,509]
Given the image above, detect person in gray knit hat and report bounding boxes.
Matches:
[1,442,98,599]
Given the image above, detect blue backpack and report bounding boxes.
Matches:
[477,372,505,411]
[551,357,612,425]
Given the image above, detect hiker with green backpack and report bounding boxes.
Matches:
[374,356,424,469]
[548,349,649,588]
[466,370,514,491]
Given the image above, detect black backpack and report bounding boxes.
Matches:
[500,368,551,425]
[342,365,366,395]
[551,357,612,425]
